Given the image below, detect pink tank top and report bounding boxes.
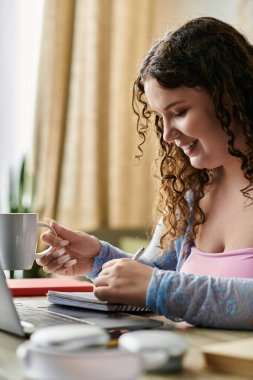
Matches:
[180,246,253,278]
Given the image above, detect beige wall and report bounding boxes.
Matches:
[152,0,251,40]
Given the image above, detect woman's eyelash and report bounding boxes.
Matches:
[174,109,187,117]
[152,109,187,120]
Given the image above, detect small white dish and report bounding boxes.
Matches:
[118,330,188,372]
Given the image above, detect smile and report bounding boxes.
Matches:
[176,139,198,154]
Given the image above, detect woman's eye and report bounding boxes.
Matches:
[174,109,187,117]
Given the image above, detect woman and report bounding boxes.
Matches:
[37,17,253,329]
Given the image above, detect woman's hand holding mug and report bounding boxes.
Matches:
[36,221,101,276]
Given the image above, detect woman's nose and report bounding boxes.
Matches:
[163,122,181,142]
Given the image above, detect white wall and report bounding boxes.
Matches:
[153,0,246,38]
[0,0,44,211]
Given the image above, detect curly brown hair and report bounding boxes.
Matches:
[132,17,253,253]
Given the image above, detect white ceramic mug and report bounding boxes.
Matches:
[0,213,56,270]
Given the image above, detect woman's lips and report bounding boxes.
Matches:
[176,139,198,154]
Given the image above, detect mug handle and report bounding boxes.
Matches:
[35,222,57,259]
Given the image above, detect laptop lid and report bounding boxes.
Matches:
[0,266,163,338]
[0,266,24,337]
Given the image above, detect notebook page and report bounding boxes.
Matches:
[47,291,149,312]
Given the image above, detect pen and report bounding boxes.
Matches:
[132,247,145,261]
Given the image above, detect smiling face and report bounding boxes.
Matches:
[144,79,242,170]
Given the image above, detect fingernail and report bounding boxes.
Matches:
[60,240,69,247]
[64,259,77,268]
[57,255,70,264]
[52,248,65,258]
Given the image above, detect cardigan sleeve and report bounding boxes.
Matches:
[146,268,253,329]
[86,222,182,280]
[85,241,132,280]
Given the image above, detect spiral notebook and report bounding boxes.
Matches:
[47,291,150,312]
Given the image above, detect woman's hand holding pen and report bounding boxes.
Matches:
[94,258,153,307]
[37,222,153,306]
[36,221,101,276]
